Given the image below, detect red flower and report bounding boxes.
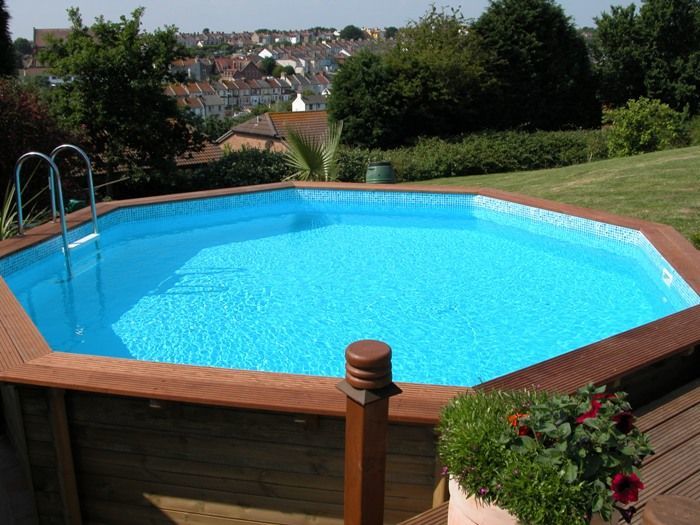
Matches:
[611,473,644,504]
[576,400,602,423]
[508,413,530,436]
[592,393,616,401]
[613,411,636,434]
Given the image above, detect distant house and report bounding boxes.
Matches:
[170,57,213,81]
[20,28,72,80]
[292,93,328,112]
[232,62,264,80]
[164,82,226,118]
[217,110,329,152]
[176,141,225,168]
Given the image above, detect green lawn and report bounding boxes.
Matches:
[415,146,700,248]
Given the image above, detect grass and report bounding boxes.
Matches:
[415,145,700,249]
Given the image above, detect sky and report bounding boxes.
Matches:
[6,1,638,40]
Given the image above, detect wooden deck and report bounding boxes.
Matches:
[398,378,700,525]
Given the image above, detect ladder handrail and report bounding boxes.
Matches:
[14,152,72,277]
[50,144,99,235]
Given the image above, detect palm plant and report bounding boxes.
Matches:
[283,120,343,182]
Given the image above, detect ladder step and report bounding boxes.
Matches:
[68,233,99,249]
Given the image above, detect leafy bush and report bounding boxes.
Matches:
[438,385,653,525]
[603,97,688,157]
[115,148,292,199]
[335,130,607,184]
[685,115,700,146]
[336,146,382,183]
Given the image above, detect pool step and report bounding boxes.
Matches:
[68,233,100,250]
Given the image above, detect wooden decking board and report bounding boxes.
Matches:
[642,406,700,466]
[668,471,700,500]
[397,502,448,525]
[1,183,699,425]
[634,379,700,430]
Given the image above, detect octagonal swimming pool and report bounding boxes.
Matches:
[1,187,698,387]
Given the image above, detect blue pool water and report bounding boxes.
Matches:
[3,190,698,386]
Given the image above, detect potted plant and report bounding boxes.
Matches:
[438,385,653,525]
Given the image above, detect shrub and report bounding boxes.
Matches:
[603,97,688,157]
[378,130,607,183]
[685,115,700,146]
[438,385,653,525]
[115,148,291,199]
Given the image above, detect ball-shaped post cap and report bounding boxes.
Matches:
[345,340,392,390]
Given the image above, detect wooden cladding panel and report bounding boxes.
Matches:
[49,390,436,525]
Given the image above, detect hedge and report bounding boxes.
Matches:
[337,129,608,183]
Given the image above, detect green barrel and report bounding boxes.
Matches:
[365,161,396,184]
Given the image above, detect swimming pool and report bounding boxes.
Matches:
[2,186,698,387]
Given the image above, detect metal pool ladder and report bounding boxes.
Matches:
[14,145,100,278]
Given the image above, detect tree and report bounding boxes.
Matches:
[13,37,32,56]
[388,6,490,138]
[328,50,407,148]
[638,0,700,113]
[593,0,700,114]
[0,78,73,189]
[384,26,399,39]
[339,25,365,40]
[472,0,600,130]
[259,56,277,75]
[0,0,15,76]
[40,8,203,177]
[331,6,490,148]
[591,5,646,107]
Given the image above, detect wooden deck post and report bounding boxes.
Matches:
[47,388,82,525]
[337,340,402,525]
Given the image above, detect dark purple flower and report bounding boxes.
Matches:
[611,473,644,504]
[613,411,636,434]
[478,487,489,496]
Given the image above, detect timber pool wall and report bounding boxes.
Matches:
[1,182,699,524]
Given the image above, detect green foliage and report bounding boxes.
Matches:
[12,37,32,56]
[1,168,49,239]
[384,26,399,39]
[638,0,700,113]
[594,0,700,114]
[0,180,17,239]
[259,56,277,75]
[472,0,600,130]
[591,5,646,107]
[0,0,14,76]
[339,24,365,40]
[329,50,407,148]
[283,120,343,181]
[39,7,204,177]
[686,115,700,145]
[331,7,489,148]
[387,6,490,138]
[439,385,653,525]
[334,130,607,183]
[115,148,291,198]
[603,97,688,156]
[0,78,74,190]
[335,146,381,182]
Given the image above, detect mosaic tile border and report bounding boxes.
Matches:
[1,187,698,306]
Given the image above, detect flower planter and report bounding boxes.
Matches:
[447,478,620,525]
[448,478,517,525]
